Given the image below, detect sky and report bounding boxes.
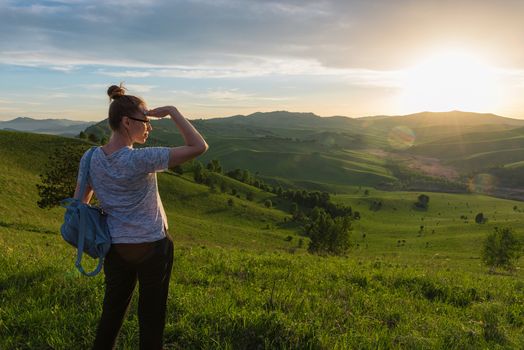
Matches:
[1,0,524,121]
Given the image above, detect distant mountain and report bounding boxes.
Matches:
[354,111,524,145]
[0,117,96,136]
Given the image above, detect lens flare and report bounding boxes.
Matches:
[468,173,497,193]
[388,126,416,150]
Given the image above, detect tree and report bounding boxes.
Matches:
[206,159,223,173]
[264,199,272,208]
[36,145,87,209]
[78,131,87,139]
[415,194,430,210]
[193,162,206,183]
[227,198,234,207]
[88,133,99,144]
[475,212,487,224]
[481,227,521,272]
[307,210,352,255]
[369,200,382,211]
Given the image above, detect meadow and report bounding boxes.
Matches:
[0,130,523,349]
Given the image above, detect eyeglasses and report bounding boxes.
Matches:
[127,115,151,125]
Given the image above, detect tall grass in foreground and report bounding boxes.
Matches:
[1,229,522,349]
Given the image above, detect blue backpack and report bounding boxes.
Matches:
[60,146,111,276]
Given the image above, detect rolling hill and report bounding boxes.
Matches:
[81,110,524,199]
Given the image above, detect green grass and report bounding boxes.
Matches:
[332,189,524,266]
[1,130,523,348]
[1,229,523,349]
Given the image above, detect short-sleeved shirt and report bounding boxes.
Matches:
[77,146,171,244]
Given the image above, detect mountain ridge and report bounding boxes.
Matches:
[0,117,96,136]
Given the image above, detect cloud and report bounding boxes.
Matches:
[172,88,292,102]
[1,0,524,92]
[48,92,71,98]
[1,0,524,76]
[125,84,157,93]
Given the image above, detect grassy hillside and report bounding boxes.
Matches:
[1,130,523,348]
[332,189,524,264]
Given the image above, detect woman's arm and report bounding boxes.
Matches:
[148,106,209,167]
[73,182,94,204]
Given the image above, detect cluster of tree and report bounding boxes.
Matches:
[78,131,108,145]
[225,168,274,192]
[216,169,357,255]
[206,159,222,173]
[305,207,352,255]
[280,189,353,219]
[36,145,87,208]
[192,161,261,203]
[281,190,356,255]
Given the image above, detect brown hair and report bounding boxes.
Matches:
[107,84,146,131]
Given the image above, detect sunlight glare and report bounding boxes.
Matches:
[399,51,501,112]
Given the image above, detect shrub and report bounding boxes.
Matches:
[193,162,206,183]
[369,200,382,211]
[481,227,521,272]
[414,194,429,210]
[475,212,487,224]
[87,133,99,143]
[264,199,272,209]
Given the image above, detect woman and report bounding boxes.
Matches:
[74,84,208,349]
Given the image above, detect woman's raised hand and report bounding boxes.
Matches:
[146,106,179,119]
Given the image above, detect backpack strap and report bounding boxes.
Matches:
[75,146,105,277]
[77,146,98,201]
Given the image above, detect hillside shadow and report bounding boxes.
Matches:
[275,219,302,231]
[0,266,58,295]
[204,208,229,214]
[0,220,55,235]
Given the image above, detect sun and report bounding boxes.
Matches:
[399,51,501,113]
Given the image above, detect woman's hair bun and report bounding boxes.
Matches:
[107,84,126,100]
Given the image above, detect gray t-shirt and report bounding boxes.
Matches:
[77,146,171,244]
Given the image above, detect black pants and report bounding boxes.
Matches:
[93,234,174,350]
